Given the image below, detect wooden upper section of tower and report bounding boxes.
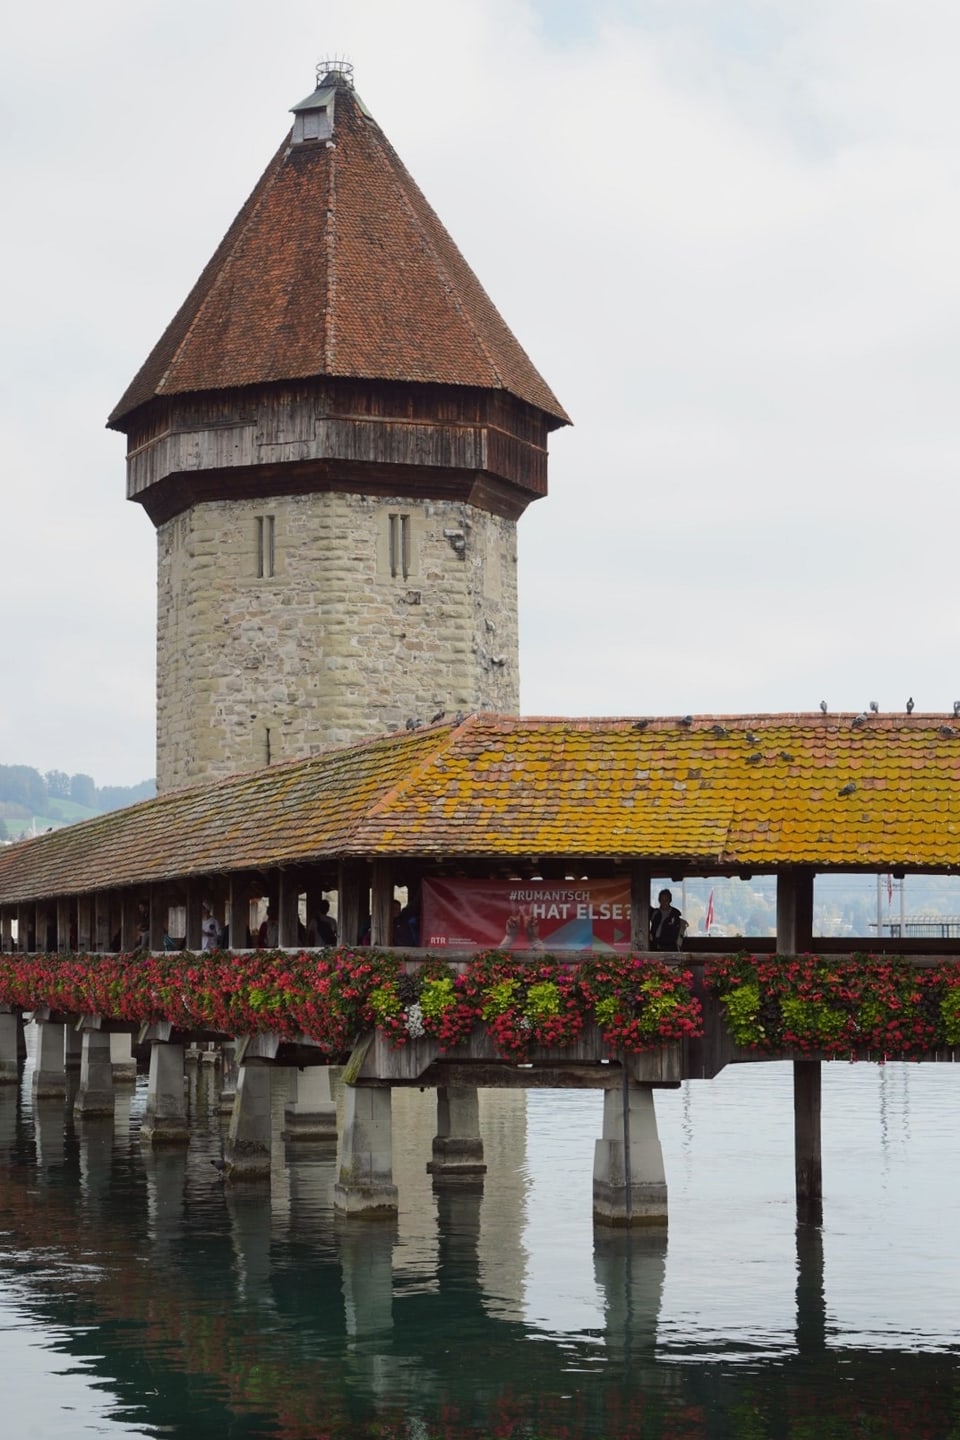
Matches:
[108,66,569,524]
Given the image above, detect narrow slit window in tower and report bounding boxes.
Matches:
[256,515,275,578]
[388,513,410,579]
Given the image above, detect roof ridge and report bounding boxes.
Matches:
[107,137,290,426]
[155,722,453,803]
[510,712,944,725]
[159,142,294,397]
[351,714,472,836]
[365,125,505,387]
[322,135,337,372]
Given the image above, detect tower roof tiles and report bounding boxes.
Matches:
[108,74,569,430]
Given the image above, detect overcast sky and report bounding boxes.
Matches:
[3,0,959,786]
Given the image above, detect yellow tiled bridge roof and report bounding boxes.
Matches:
[1,712,958,903]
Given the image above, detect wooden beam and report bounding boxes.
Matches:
[337,861,366,949]
[376,1062,629,1090]
[91,893,110,952]
[228,874,251,949]
[77,897,93,952]
[277,870,300,948]
[148,885,166,951]
[370,861,393,948]
[184,884,203,952]
[120,892,140,951]
[794,1058,823,1224]
[56,897,73,952]
[630,862,651,952]
[777,867,814,952]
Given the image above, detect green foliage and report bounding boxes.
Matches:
[780,995,846,1044]
[709,953,954,1058]
[940,986,960,1045]
[719,980,762,1045]
[419,975,456,1017]
[369,982,401,1020]
[525,980,561,1019]
[0,763,155,830]
[481,977,518,1019]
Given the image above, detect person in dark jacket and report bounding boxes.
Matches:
[649,888,688,950]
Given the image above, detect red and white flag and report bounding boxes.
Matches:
[704,890,715,933]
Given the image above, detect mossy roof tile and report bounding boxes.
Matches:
[1,714,960,904]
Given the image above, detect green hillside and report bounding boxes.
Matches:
[0,766,155,843]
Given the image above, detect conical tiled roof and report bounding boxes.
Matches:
[108,74,569,429]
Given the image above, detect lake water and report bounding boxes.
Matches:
[0,1046,958,1439]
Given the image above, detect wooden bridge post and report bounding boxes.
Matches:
[56,897,73,951]
[36,901,54,952]
[120,891,140,951]
[228,876,250,949]
[77,896,93,952]
[277,870,300,948]
[337,861,366,949]
[793,1061,823,1224]
[17,903,32,951]
[630,863,652,952]
[369,861,393,948]
[94,892,111,952]
[149,885,167,951]
[777,866,822,1223]
[185,885,203,952]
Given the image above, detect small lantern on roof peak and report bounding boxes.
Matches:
[290,59,355,144]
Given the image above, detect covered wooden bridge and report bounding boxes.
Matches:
[2,709,956,954]
[0,710,958,1224]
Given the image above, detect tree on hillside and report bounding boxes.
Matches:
[0,765,48,813]
[45,769,71,798]
[69,773,96,808]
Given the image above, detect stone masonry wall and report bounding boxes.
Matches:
[155,491,520,792]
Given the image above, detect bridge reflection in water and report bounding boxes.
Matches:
[0,1054,958,1439]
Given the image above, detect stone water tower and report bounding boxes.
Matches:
[108,63,568,793]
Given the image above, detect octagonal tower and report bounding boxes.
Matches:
[109,64,568,793]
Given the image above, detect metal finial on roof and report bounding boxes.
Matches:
[317,56,354,88]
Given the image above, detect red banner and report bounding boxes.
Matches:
[421,878,632,952]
